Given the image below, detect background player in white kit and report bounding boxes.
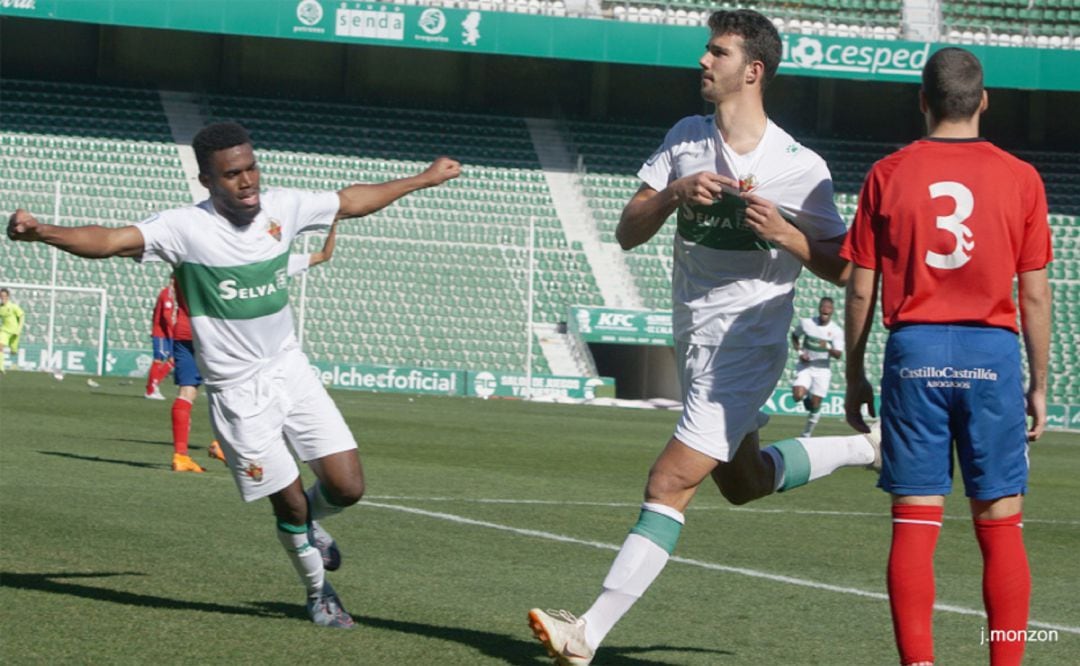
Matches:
[527,10,880,665]
[7,122,461,629]
[790,296,844,436]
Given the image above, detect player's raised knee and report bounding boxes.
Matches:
[326,477,364,506]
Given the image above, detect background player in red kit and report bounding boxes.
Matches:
[145,282,177,400]
[842,48,1052,666]
[146,276,209,472]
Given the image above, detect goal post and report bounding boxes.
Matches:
[1,282,108,376]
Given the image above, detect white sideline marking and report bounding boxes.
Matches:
[366,495,1080,527]
[362,500,1080,636]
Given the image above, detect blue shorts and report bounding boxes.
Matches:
[151,336,173,361]
[879,325,1028,500]
[173,340,203,388]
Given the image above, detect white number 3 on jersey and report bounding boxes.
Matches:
[925,181,975,270]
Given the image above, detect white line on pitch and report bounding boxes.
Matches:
[361,500,1080,636]
[364,495,1080,527]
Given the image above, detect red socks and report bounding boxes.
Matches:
[975,513,1030,666]
[888,507,1030,666]
[146,359,173,394]
[888,504,944,666]
[171,397,193,455]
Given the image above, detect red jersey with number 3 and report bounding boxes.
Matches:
[841,138,1052,332]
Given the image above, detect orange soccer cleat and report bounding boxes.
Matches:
[207,440,227,464]
[172,453,205,473]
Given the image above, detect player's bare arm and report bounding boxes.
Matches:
[843,264,878,432]
[1018,267,1052,441]
[335,156,461,220]
[7,208,144,258]
[308,219,339,268]
[741,193,848,285]
[616,173,738,250]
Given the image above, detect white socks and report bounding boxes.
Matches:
[276,523,324,597]
[798,434,875,482]
[581,503,685,650]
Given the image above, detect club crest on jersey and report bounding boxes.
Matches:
[739,174,757,193]
[243,461,264,482]
[267,219,282,241]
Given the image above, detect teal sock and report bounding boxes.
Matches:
[768,439,812,492]
[628,503,684,555]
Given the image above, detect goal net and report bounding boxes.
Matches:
[1,282,108,376]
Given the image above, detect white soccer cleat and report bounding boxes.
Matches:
[863,421,882,472]
[145,388,165,400]
[528,608,594,666]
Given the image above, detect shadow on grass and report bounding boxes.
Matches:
[0,571,289,619]
[85,438,215,451]
[318,612,732,664]
[110,437,182,449]
[38,451,167,470]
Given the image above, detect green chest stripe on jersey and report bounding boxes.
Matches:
[175,253,290,320]
[677,197,776,251]
[803,335,830,351]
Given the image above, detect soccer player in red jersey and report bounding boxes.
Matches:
[145,283,177,401]
[842,48,1052,666]
[146,276,208,472]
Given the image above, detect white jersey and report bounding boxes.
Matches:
[288,253,313,277]
[793,316,844,368]
[638,116,846,346]
[136,188,338,387]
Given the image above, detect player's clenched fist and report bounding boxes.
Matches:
[670,172,738,207]
[7,209,40,242]
[421,157,462,187]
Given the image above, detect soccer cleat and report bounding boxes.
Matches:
[145,389,165,400]
[528,608,594,666]
[207,440,227,464]
[308,520,342,572]
[863,422,883,472]
[306,581,355,629]
[172,453,205,473]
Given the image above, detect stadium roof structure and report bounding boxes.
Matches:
[3,0,1079,91]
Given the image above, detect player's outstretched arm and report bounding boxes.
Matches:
[335,157,461,221]
[843,265,878,432]
[308,219,339,268]
[617,173,737,251]
[1019,267,1051,441]
[7,209,144,258]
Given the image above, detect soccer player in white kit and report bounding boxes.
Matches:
[791,296,844,436]
[7,122,461,628]
[528,11,880,664]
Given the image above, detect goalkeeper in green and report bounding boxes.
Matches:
[0,287,25,373]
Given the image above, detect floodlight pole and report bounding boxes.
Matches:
[46,181,61,368]
[524,216,535,399]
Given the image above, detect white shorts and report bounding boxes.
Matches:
[208,348,358,502]
[792,364,832,398]
[673,340,787,462]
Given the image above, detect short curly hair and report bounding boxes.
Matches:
[192,122,252,175]
[707,9,782,89]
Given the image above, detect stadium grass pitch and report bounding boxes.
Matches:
[1,371,1077,664]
